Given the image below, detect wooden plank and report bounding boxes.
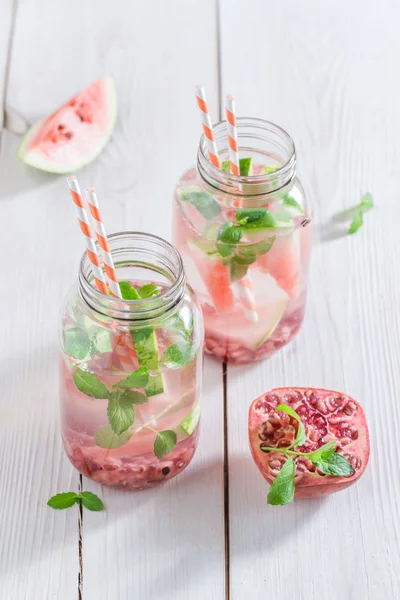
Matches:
[0,0,225,598]
[220,1,400,599]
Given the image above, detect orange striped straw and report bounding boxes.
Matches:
[67,176,108,295]
[85,188,122,299]
[225,95,240,176]
[195,85,221,169]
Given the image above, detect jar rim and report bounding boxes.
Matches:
[197,117,296,198]
[78,231,186,322]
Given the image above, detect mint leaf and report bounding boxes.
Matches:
[236,208,276,229]
[64,326,90,359]
[282,194,304,214]
[230,259,249,282]
[267,458,296,506]
[348,210,363,234]
[114,367,149,390]
[217,222,242,257]
[116,389,147,404]
[360,192,374,210]
[154,430,177,458]
[180,405,200,436]
[276,404,306,448]
[314,452,355,477]
[233,253,256,265]
[162,340,196,369]
[73,368,110,399]
[264,165,279,173]
[80,491,104,512]
[307,440,337,463]
[95,425,132,449]
[179,189,221,220]
[138,284,161,298]
[48,492,79,510]
[107,393,135,435]
[119,281,140,300]
[238,237,275,258]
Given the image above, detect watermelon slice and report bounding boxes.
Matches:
[18,77,117,174]
[257,230,301,299]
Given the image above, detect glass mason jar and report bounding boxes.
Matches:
[59,232,203,490]
[173,118,312,364]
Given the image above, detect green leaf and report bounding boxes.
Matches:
[307,440,337,463]
[230,259,249,282]
[95,425,132,449]
[137,284,161,298]
[180,405,200,436]
[114,367,149,390]
[360,192,374,210]
[222,157,252,175]
[236,208,276,229]
[233,252,256,265]
[263,165,279,173]
[217,222,243,257]
[119,280,141,299]
[154,430,177,458]
[64,326,91,360]
[267,458,296,506]
[73,368,110,399]
[314,452,355,477]
[116,389,148,404]
[348,210,363,234]
[179,189,221,220]
[276,404,306,448]
[162,340,196,369]
[80,491,104,511]
[107,394,135,435]
[47,492,79,510]
[282,194,304,214]
[239,236,276,257]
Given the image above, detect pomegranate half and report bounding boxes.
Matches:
[249,387,370,498]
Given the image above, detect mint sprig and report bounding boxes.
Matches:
[137,283,161,298]
[73,368,110,399]
[64,326,91,360]
[262,405,355,506]
[95,425,132,449]
[154,430,177,459]
[334,192,374,234]
[162,339,196,369]
[48,491,104,512]
[178,188,221,220]
[113,367,149,390]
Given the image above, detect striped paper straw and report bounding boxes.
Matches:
[67,176,108,295]
[195,85,221,169]
[225,95,240,176]
[85,188,122,299]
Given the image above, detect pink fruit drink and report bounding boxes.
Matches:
[59,233,203,489]
[172,118,312,364]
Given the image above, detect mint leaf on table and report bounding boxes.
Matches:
[178,189,221,220]
[154,430,177,459]
[276,404,306,448]
[180,405,200,436]
[107,393,136,435]
[267,458,296,506]
[47,492,79,510]
[119,280,141,299]
[48,491,104,512]
[73,368,110,399]
[95,424,132,449]
[348,211,363,234]
[113,367,149,390]
[217,222,243,257]
[64,326,90,360]
[162,339,196,369]
[222,157,252,176]
[137,284,161,298]
[313,452,355,476]
[80,491,104,512]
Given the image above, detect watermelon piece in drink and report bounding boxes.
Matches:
[18,77,117,173]
[256,231,301,299]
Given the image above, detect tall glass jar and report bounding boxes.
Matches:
[59,232,203,490]
[173,118,312,364]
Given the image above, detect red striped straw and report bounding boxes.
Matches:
[67,176,108,295]
[85,188,122,299]
[225,95,240,176]
[195,85,221,169]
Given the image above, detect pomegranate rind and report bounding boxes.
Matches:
[249,387,370,498]
[17,76,117,174]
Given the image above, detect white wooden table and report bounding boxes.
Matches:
[1,1,400,598]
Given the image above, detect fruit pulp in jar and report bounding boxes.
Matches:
[173,164,312,364]
[60,280,202,489]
